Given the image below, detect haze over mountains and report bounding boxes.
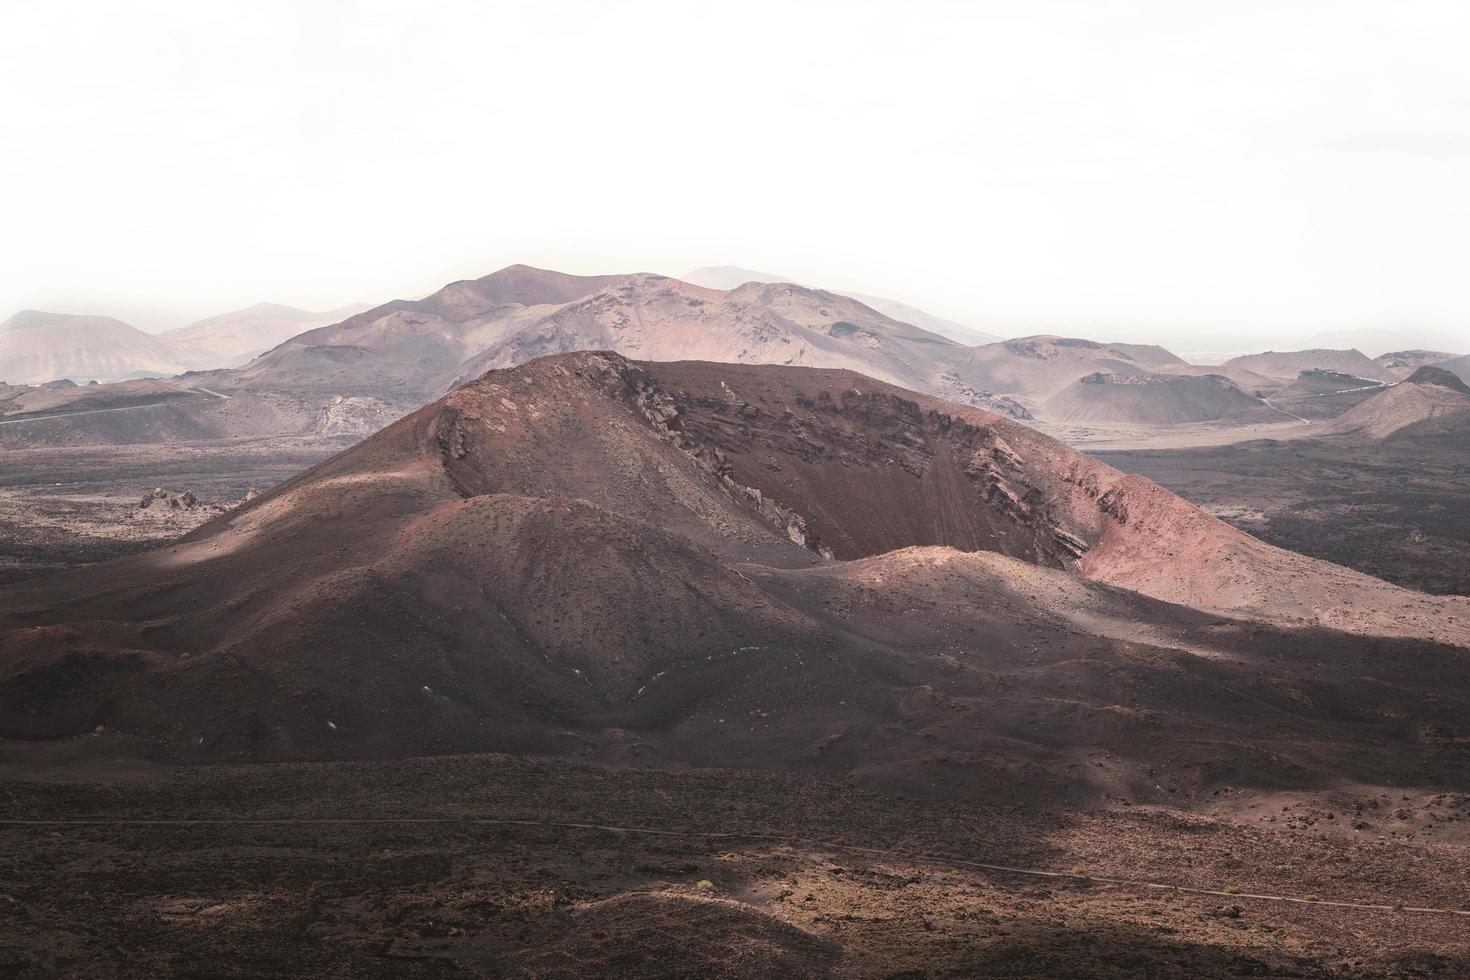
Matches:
[1220,348,1389,383]
[159,301,370,366]
[681,265,1004,345]
[227,264,1352,426]
[0,311,192,385]
[4,264,1466,441]
[0,303,367,384]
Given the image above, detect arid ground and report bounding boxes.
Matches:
[1096,431,1470,596]
[3,750,1469,978]
[0,437,351,585]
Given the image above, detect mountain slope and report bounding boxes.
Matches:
[164,302,370,366]
[2,352,1465,774]
[237,266,1034,415]
[1266,369,1393,420]
[1437,353,1470,385]
[682,265,1003,345]
[0,310,190,384]
[183,266,1207,422]
[1324,366,1470,439]
[232,265,632,398]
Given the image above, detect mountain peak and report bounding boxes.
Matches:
[4,309,97,331]
[1405,364,1470,394]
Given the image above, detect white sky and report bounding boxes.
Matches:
[3,0,1469,353]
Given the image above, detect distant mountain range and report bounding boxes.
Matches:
[0,311,191,385]
[681,266,1003,345]
[231,265,1227,421]
[0,302,367,384]
[4,266,1465,434]
[160,302,370,367]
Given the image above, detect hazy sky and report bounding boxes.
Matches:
[3,0,1469,354]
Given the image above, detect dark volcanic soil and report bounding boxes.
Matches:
[6,354,1470,976]
[3,752,1469,978]
[1094,430,1470,596]
[0,437,355,584]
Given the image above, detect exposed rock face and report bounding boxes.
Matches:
[138,488,203,510]
[317,394,401,436]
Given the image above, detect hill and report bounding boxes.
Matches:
[1220,348,1385,383]
[1374,349,1459,376]
[1324,366,1470,439]
[1266,369,1393,420]
[2,353,1464,787]
[1436,353,1470,385]
[0,310,190,384]
[1043,372,1273,424]
[954,335,1192,409]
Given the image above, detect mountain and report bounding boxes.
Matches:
[442,276,999,404]
[1220,348,1386,383]
[1304,326,1467,359]
[230,265,641,399]
[0,310,191,384]
[238,265,1029,416]
[1411,364,1470,395]
[1266,369,1393,420]
[679,265,791,290]
[1436,353,1470,385]
[682,265,1003,345]
[3,353,1464,778]
[163,302,370,367]
[1373,349,1459,377]
[1043,371,1274,424]
[1324,365,1470,440]
[953,335,1192,409]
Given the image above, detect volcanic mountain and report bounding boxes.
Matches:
[953,336,1192,409]
[1436,353,1470,385]
[1324,365,1470,440]
[236,265,1031,415]
[1220,348,1386,383]
[10,267,1226,442]
[681,265,1003,345]
[162,302,370,367]
[0,310,191,384]
[1043,371,1273,424]
[1374,349,1459,377]
[1265,369,1393,420]
[3,353,1465,799]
